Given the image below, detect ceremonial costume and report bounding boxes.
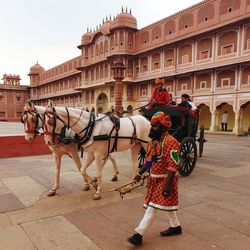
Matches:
[150,88,170,105]
[128,112,182,246]
[147,78,170,109]
[143,132,180,211]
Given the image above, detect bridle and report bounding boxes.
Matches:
[44,106,67,143]
[21,107,43,137]
[44,106,96,145]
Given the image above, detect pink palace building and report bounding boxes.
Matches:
[1,0,250,135]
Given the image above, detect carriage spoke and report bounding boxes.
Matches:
[179,137,197,177]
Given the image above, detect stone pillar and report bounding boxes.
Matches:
[210,110,219,131]
[233,110,244,135]
[112,57,126,115]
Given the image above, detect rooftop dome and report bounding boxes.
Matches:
[81,31,92,45]
[114,10,137,29]
[99,21,111,35]
[29,62,45,75]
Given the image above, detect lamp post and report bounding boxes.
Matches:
[112,57,126,116]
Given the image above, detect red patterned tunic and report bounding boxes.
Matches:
[144,132,180,211]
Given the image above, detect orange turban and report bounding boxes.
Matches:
[155,78,165,85]
[150,111,171,128]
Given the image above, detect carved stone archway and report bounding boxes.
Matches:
[240,101,250,133]
[215,102,235,131]
[197,103,211,130]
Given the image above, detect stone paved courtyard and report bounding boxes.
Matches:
[0,134,250,249]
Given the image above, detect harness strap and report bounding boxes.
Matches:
[128,117,137,144]
[65,107,70,129]
[77,111,96,148]
[103,115,146,159]
[106,125,116,159]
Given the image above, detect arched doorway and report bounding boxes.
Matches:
[197,103,211,130]
[240,101,250,133]
[216,102,235,131]
[96,93,108,114]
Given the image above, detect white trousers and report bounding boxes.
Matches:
[135,206,180,236]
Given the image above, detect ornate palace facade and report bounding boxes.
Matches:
[3,0,250,134]
[0,74,29,122]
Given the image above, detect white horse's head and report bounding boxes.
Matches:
[21,100,44,141]
[43,100,67,145]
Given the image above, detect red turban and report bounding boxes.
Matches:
[150,111,171,128]
[155,78,165,85]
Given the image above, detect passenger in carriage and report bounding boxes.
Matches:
[178,94,192,109]
[127,111,182,246]
[147,78,171,109]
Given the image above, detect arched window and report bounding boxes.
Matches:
[152,26,161,40]
[141,31,149,44]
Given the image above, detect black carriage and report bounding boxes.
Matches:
[142,105,206,177]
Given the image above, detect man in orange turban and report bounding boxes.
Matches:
[128,112,182,246]
[147,78,171,109]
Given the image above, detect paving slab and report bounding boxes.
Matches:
[22,215,100,250]
[0,180,9,194]
[0,214,13,229]
[8,190,141,225]
[0,193,25,213]
[2,175,47,207]
[211,164,250,178]
[65,198,221,250]
[0,225,36,250]
[183,203,250,236]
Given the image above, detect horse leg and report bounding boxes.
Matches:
[68,147,88,189]
[131,143,142,179]
[109,154,119,182]
[80,151,95,191]
[47,152,62,196]
[124,143,142,192]
[93,154,107,200]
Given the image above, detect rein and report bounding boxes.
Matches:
[44,107,67,143]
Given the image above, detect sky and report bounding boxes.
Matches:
[0,0,201,85]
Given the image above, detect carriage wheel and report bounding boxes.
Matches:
[198,126,205,157]
[178,137,197,177]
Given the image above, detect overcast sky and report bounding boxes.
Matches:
[0,0,201,85]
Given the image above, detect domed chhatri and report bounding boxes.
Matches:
[29,62,45,75]
[114,8,137,29]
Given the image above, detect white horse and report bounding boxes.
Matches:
[21,101,119,196]
[43,101,150,199]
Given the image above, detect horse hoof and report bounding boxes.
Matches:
[111,176,118,182]
[47,189,57,196]
[83,185,90,191]
[93,193,101,200]
[90,180,98,190]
